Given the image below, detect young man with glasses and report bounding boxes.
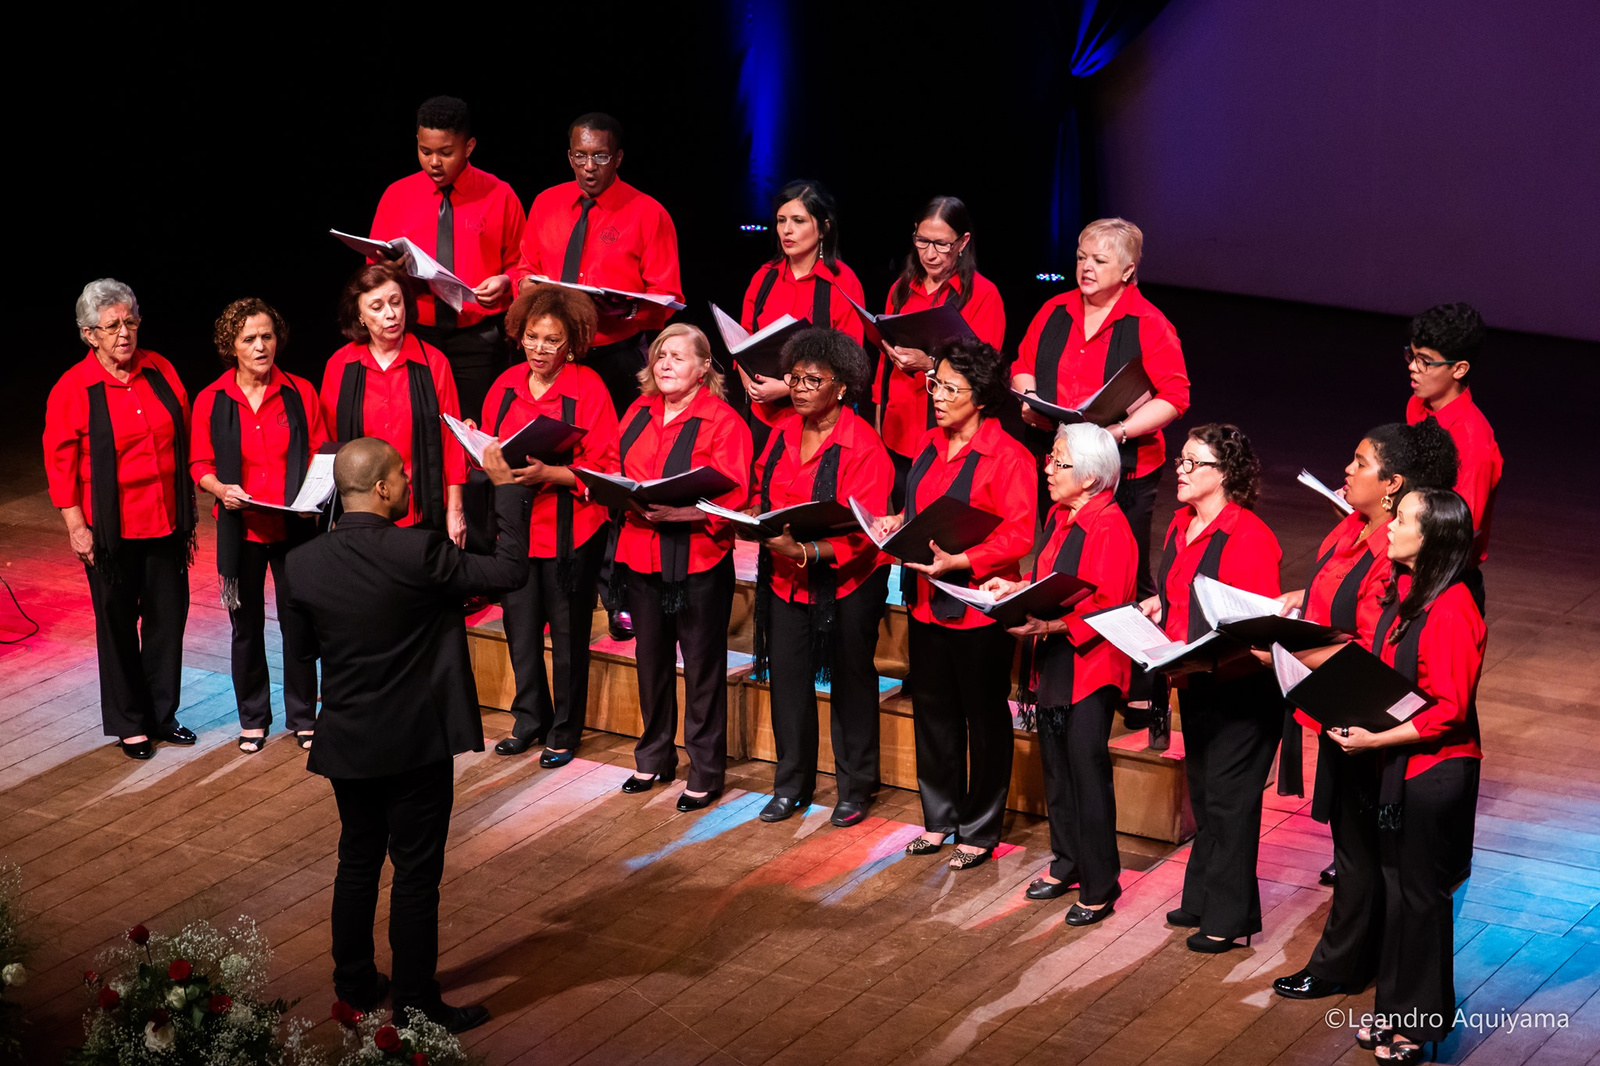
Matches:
[1403,303,1501,610]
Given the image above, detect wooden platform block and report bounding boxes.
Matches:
[741,675,905,768]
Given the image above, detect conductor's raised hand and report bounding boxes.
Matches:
[482,442,516,486]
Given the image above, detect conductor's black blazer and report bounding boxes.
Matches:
[284,486,532,779]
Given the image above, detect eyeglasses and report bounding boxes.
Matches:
[925,377,972,400]
[568,150,614,167]
[1403,346,1456,370]
[92,318,141,335]
[522,335,566,353]
[1047,458,1074,471]
[1174,457,1220,474]
[784,372,836,392]
[912,234,958,254]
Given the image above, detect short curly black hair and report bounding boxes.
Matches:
[929,339,1009,413]
[1365,418,1458,511]
[1409,303,1485,366]
[417,95,471,136]
[779,328,872,402]
[1188,423,1261,508]
[212,297,289,367]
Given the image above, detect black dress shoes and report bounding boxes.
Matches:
[1064,902,1115,926]
[608,610,634,641]
[1025,877,1077,901]
[620,774,659,794]
[336,972,390,1012]
[830,801,868,827]
[676,789,722,812]
[760,796,807,822]
[1186,931,1251,953]
[403,1000,489,1035]
[118,738,154,760]
[1166,907,1203,927]
[1272,968,1346,999]
[494,734,542,756]
[539,749,575,768]
[157,725,197,745]
[1319,862,1338,886]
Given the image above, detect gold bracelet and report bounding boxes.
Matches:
[796,543,809,568]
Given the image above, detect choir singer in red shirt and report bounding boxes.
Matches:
[982,423,1137,923]
[749,329,892,828]
[191,299,331,754]
[880,340,1036,870]
[44,279,197,760]
[320,262,468,545]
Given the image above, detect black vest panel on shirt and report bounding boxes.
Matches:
[1155,525,1231,643]
[1033,523,1089,708]
[900,442,983,622]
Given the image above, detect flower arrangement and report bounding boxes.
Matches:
[320,1001,482,1066]
[0,861,30,1063]
[67,916,307,1066]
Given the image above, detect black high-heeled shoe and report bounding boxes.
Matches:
[620,774,660,794]
[1185,931,1251,953]
[1375,1037,1434,1063]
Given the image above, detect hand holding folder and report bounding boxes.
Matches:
[574,466,739,512]
[1271,643,1434,732]
[1013,358,1155,426]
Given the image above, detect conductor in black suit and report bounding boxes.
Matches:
[285,436,530,1033]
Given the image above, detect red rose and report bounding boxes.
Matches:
[97,986,120,1009]
[83,969,101,986]
[374,1024,403,1053]
[168,959,192,981]
[331,999,363,1028]
[209,992,233,1013]
[128,924,150,945]
[412,1054,429,1066]
[151,1007,171,1028]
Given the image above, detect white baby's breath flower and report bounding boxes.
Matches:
[1,963,25,987]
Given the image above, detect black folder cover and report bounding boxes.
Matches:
[576,466,740,509]
[876,496,1002,566]
[1285,644,1436,732]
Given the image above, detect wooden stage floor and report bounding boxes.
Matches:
[3,295,1598,1064]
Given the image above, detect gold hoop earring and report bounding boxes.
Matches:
[1381,493,1394,512]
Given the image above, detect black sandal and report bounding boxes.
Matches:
[237,735,266,754]
[295,732,314,750]
[1357,1024,1394,1051]
[1375,1037,1434,1063]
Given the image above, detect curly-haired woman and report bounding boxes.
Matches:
[1138,423,1283,952]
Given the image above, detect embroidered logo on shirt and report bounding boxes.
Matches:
[599,226,620,245]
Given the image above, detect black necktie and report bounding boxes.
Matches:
[436,184,456,330]
[561,195,597,283]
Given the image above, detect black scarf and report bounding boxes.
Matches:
[211,379,310,609]
[494,385,581,591]
[1018,518,1089,732]
[1033,306,1143,474]
[85,364,195,581]
[751,429,842,682]
[336,347,444,530]
[1371,585,1479,830]
[611,405,704,613]
[899,439,982,622]
[1282,532,1379,799]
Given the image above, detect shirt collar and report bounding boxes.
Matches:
[82,348,147,386]
[1062,488,1117,529]
[1178,499,1243,546]
[513,361,578,403]
[221,366,285,404]
[941,414,1005,462]
[1426,387,1475,427]
[333,511,395,529]
[916,272,965,301]
[578,177,631,212]
[360,333,427,371]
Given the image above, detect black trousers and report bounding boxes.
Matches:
[1178,670,1282,939]
[1115,466,1161,601]
[499,532,605,751]
[414,314,510,428]
[83,533,189,738]
[1038,685,1122,904]
[768,567,889,804]
[906,619,1016,849]
[585,334,650,418]
[230,539,318,733]
[1376,757,1479,1044]
[1307,739,1383,986]
[626,554,735,791]
[329,759,454,1012]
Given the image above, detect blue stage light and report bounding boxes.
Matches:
[1036,272,1067,282]
[740,224,770,232]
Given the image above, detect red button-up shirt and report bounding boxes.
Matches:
[903,417,1037,629]
[370,163,526,329]
[1304,513,1393,647]
[1035,491,1138,702]
[318,334,467,528]
[612,387,752,576]
[1406,389,1501,566]
[511,178,682,346]
[1157,501,1282,643]
[877,271,1006,458]
[44,349,190,537]
[190,367,331,544]
[1378,579,1485,777]
[482,361,620,559]
[1014,285,1190,478]
[752,406,892,604]
[741,257,867,343]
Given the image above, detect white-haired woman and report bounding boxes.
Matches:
[44,279,197,760]
[1012,218,1189,619]
[981,423,1137,923]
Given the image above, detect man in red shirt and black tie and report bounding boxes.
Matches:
[512,112,683,417]
[370,96,526,423]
